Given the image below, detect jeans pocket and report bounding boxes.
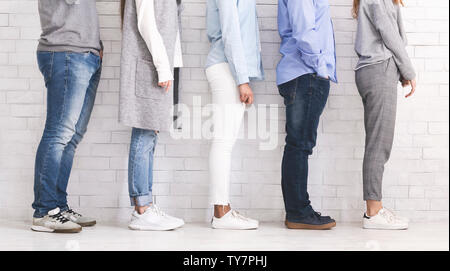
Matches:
[312,73,331,82]
[135,59,163,100]
[311,74,331,97]
[278,78,297,106]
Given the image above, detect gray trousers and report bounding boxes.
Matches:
[355,58,400,201]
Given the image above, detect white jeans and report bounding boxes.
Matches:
[206,63,246,205]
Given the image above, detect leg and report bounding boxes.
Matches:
[356,59,399,212]
[279,74,330,222]
[32,52,101,218]
[127,131,184,231]
[128,127,158,212]
[57,56,102,211]
[206,63,245,213]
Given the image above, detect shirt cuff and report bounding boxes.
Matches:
[236,73,250,86]
[157,69,174,83]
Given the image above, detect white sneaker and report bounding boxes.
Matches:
[61,208,96,227]
[31,208,82,233]
[128,205,185,231]
[211,210,259,230]
[363,208,409,230]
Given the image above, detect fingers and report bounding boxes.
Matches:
[247,92,254,105]
[240,92,254,105]
[158,81,172,92]
[405,90,414,98]
[238,84,254,105]
[405,80,417,98]
[240,94,248,103]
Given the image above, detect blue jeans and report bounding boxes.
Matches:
[128,128,158,207]
[32,52,102,218]
[278,74,330,222]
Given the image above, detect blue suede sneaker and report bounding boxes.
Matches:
[285,211,336,230]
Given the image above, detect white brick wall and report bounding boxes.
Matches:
[0,0,448,223]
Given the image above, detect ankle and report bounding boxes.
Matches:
[135,205,150,215]
[366,201,383,217]
[214,205,231,218]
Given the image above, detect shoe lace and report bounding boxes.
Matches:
[50,213,70,224]
[379,208,395,223]
[231,210,249,221]
[151,205,167,217]
[66,209,82,218]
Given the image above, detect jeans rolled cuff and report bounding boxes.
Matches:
[364,194,382,202]
[210,195,230,206]
[33,211,46,219]
[210,200,230,206]
[130,194,153,207]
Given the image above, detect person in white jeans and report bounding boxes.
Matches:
[205,0,264,230]
[207,63,246,205]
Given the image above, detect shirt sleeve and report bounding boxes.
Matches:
[135,0,173,83]
[216,0,249,85]
[174,30,183,68]
[287,0,328,79]
[365,1,416,80]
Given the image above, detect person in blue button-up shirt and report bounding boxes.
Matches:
[277,0,337,85]
[206,0,264,86]
[277,0,337,230]
[205,0,264,230]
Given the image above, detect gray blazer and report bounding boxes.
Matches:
[119,0,180,132]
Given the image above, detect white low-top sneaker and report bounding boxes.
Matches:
[61,208,96,227]
[211,210,259,230]
[363,208,409,230]
[31,208,82,233]
[128,205,185,231]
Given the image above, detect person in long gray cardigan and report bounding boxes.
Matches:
[119,0,184,231]
[353,0,417,230]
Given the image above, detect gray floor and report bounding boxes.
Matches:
[0,220,448,251]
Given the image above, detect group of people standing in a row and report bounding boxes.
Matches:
[31,0,416,234]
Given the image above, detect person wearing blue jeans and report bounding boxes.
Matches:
[31,1,103,233]
[119,0,185,231]
[277,0,337,230]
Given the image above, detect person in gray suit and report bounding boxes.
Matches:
[119,0,184,231]
[353,0,417,230]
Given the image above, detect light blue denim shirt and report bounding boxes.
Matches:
[277,0,337,85]
[206,0,264,85]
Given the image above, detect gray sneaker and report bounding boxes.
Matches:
[61,208,96,227]
[31,208,82,233]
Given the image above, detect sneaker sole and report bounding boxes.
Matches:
[285,220,336,230]
[211,223,259,230]
[77,221,96,227]
[211,226,259,230]
[31,225,82,233]
[128,222,184,231]
[363,224,408,230]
